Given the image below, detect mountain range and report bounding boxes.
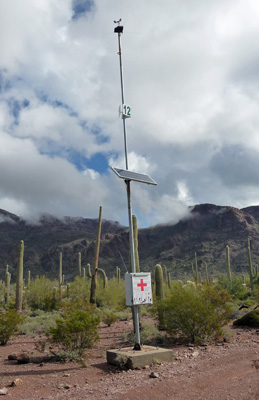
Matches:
[0,203,259,282]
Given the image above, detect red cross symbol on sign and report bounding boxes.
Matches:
[137,278,147,291]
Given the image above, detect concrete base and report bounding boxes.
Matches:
[106,345,173,369]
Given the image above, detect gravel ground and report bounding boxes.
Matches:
[0,319,258,400]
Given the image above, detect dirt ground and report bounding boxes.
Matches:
[0,317,258,400]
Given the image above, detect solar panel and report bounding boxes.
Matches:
[111,167,157,185]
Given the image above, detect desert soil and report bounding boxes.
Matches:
[0,317,258,400]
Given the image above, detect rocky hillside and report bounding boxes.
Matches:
[1,203,259,281]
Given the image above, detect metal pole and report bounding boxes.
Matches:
[126,180,141,349]
[117,31,129,170]
[115,21,141,350]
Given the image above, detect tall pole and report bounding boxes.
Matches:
[114,20,141,350]
[117,30,129,171]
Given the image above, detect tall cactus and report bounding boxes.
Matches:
[16,240,24,313]
[116,266,121,283]
[247,238,257,290]
[191,263,194,279]
[78,252,82,277]
[98,268,107,289]
[59,252,63,299]
[167,271,171,289]
[164,266,168,283]
[5,270,11,305]
[90,206,102,304]
[83,267,86,281]
[27,270,31,289]
[226,245,232,282]
[194,252,199,284]
[87,263,92,279]
[205,262,209,284]
[154,264,164,299]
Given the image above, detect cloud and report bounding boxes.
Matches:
[0,0,259,226]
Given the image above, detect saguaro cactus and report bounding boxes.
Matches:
[247,238,258,290]
[87,263,92,278]
[194,253,199,284]
[98,268,107,289]
[90,206,102,304]
[164,266,168,283]
[154,264,164,299]
[167,271,171,289]
[16,240,24,313]
[226,245,232,282]
[116,266,121,283]
[27,270,31,289]
[78,252,82,277]
[205,262,209,284]
[59,252,63,299]
[5,270,11,305]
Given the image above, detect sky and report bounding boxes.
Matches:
[1,0,259,227]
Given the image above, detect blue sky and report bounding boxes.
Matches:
[1,0,259,227]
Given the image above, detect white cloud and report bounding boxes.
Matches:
[0,0,259,226]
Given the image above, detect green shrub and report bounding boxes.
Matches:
[102,311,118,326]
[155,282,232,344]
[0,310,23,345]
[46,307,100,358]
[68,276,91,302]
[115,310,131,321]
[19,310,60,336]
[124,320,165,346]
[217,275,250,300]
[96,277,126,311]
[25,276,57,311]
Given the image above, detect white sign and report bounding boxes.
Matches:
[125,273,153,306]
[122,104,131,118]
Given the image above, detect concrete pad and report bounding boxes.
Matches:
[106,345,173,369]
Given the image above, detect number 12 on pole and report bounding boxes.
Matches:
[122,104,131,118]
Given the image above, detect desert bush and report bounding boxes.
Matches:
[96,277,126,311]
[155,282,232,344]
[0,310,23,345]
[19,310,60,336]
[217,275,251,300]
[46,307,100,358]
[25,276,57,311]
[102,311,118,326]
[68,276,91,302]
[124,320,165,346]
[115,310,131,321]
